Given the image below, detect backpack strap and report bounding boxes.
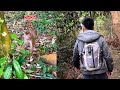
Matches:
[96,35,103,50]
[77,40,85,64]
[96,35,104,62]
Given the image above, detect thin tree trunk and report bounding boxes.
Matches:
[111,11,120,42]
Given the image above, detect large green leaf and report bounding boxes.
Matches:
[3,64,12,79]
[0,65,4,77]
[13,60,24,79]
[18,55,26,66]
[18,40,24,46]
[11,43,16,48]
[19,49,30,55]
[10,34,18,40]
[0,57,8,66]
[23,73,29,79]
[10,49,16,53]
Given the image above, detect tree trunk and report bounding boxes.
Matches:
[111,11,120,42]
[0,11,11,57]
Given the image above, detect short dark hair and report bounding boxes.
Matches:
[82,17,94,30]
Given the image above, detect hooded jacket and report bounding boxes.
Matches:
[72,30,113,75]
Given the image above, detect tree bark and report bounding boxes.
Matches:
[111,11,120,42]
[0,11,11,57]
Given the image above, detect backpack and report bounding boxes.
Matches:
[80,36,103,71]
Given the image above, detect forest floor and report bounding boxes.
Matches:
[58,49,120,79]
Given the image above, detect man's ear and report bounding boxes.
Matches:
[82,25,85,32]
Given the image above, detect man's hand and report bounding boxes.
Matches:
[107,72,112,76]
[77,67,80,70]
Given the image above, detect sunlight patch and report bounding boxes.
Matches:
[2,32,7,37]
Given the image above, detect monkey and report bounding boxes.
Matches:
[22,29,38,60]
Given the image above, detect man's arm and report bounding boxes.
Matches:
[71,39,80,69]
[102,37,113,72]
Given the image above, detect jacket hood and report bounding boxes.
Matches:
[77,30,101,43]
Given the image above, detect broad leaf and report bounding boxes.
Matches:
[18,55,26,66]
[18,40,24,46]
[23,73,29,79]
[13,60,24,79]
[3,64,12,79]
[10,49,16,53]
[10,34,18,40]
[0,65,4,77]
[11,43,16,48]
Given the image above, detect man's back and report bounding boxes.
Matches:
[72,17,113,79]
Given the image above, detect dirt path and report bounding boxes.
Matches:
[109,49,120,79]
[58,49,120,79]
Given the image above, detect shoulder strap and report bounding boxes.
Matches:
[77,39,84,54]
[96,35,104,62]
[77,39,85,64]
[96,35,103,50]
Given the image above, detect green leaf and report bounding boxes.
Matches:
[25,50,30,55]
[50,31,55,36]
[42,65,47,74]
[15,55,20,61]
[13,70,17,78]
[10,49,16,53]
[23,69,34,73]
[23,73,29,79]
[13,60,24,79]
[18,55,26,66]
[45,48,49,54]
[31,65,37,71]
[46,66,53,73]
[52,65,57,70]
[52,43,57,49]
[0,57,8,66]
[39,59,46,66]
[19,49,30,55]
[0,18,4,23]
[0,65,4,77]
[39,46,46,53]
[10,34,18,40]
[3,65,12,79]
[46,73,55,79]
[19,49,26,54]
[18,40,24,46]
[11,43,16,48]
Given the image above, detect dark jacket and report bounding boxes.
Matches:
[72,30,113,75]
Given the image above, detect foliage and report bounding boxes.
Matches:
[56,11,113,64]
[2,11,58,79]
[0,32,29,79]
[37,58,57,79]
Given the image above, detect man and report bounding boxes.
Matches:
[72,17,113,79]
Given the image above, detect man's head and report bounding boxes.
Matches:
[81,17,94,32]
